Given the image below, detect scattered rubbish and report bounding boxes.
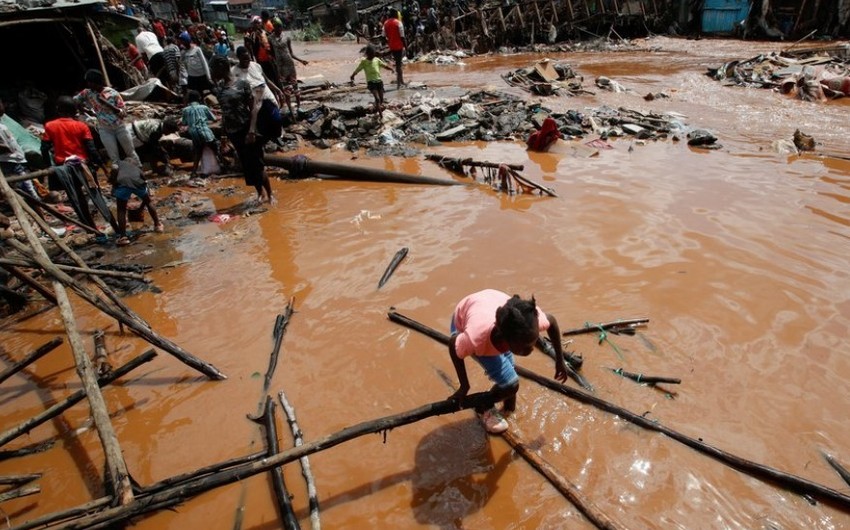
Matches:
[502,60,590,97]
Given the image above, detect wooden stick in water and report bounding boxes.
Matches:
[378,247,408,289]
[0,337,63,385]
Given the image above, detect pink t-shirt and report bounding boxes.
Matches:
[452,289,550,359]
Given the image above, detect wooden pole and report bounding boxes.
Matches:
[0,258,148,282]
[54,282,134,505]
[260,397,300,530]
[515,367,850,510]
[36,393,499,529]
[0,440,55,462]
[0,473,41,486]
[15,188,102,236]
[0,485,40,504]
[264,155,466,187]
[822,452,850,488]
[0,337,63,385]
[0,263,57,304]
[4,167,55,185]
[279,391,321,530]
[424,154,524,172]
[262,299,295,396]
[3,176,133,505]
[10,193,146,327]
[85,18,111,87]
[0,350,156,448]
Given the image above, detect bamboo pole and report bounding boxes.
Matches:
[0,337,63,385]
[279,391,320,530]
[0,350,156,448]
[260,397,300,530]
[4,180,133,505]
[265,155,466,187]
[0,258,148,282]
[37,392,499,529]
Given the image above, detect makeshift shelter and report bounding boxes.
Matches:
[0,0,142,126]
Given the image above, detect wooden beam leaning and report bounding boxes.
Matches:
[2,177,133,504]
[0,337,64,385]
[0,263,57,305]
[0,258,148,282]
[54,282,134,505]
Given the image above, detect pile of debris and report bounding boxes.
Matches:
[283,87,699,154]
[707,44,850,101]
[501,58,590,96]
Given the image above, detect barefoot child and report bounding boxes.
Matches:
[350,44,394,115]
[111,156,163,246]
[448,289,569,433]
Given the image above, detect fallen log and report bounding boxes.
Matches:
[0,349,156,448]
[562,318,649,336]
[37,392,498,529]
[378,247,408,289]
[0,337,63,385]
[515,366,850,511]
[4,167,55,185]
[264,154,467,187]
[279,391,321,530]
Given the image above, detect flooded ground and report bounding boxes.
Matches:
[2,35,850,529]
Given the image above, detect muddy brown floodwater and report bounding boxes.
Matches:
[2,36,850,529]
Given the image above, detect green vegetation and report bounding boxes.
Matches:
[291,22,323,41]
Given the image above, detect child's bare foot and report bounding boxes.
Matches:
[154,222,165,233]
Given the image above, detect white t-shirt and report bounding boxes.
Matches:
[135,31,163,58]
[231,62,276,102]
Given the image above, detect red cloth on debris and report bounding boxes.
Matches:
[526,117,561,152]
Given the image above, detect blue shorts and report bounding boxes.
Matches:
[451,316,519,388]
[113,185,149,202]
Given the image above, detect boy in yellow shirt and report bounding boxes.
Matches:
[350,45,394,116]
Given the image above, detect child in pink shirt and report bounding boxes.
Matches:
[449,289,568,433]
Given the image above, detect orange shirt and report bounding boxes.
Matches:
[42,117,94,164]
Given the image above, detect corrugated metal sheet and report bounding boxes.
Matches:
[701,0,750,33]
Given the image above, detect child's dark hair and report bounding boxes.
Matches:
[365,44,376,57]
[186,89,202,103]
[84,69,105,86]
[56,96,77,117]
[495,295,539,341]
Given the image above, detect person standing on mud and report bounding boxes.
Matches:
[447,290,568,434]
[269,18,309,120]
[111,156,164,246]
[210,56,273,204]
[350,44,394,116]
[245,16,278,89]
[382,8,406,89]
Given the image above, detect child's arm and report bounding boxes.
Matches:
[350,61,364,82]
[545,313,569,382]
[380,59,394,73]
[448,334,470,402]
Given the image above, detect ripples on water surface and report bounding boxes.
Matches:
[1,36,850,529]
